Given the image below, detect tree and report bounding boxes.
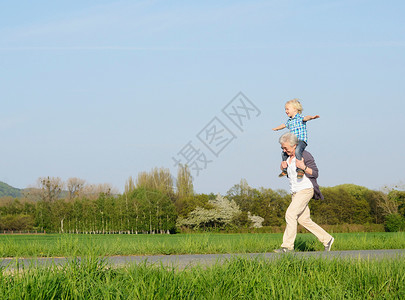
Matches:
[377,185,405,217]
[227,179,252,211]
[35,200,52,231]
[384,213,405,232]
[176,164,194,198]
[127,188,177,233]
[82,183,117,200]
[51,199,71,233]
[0,214,34,231]
[389,190,405,217]
[123,176,136,232]
[124,176,135,195]
[136,167,174,196]
[37,176,64,202]
[310,184,374,225]
[175,193,212,218]
[67,177,86,200]
[257,188,290,226]
[227,179,288,226]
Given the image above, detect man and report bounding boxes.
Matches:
[274,132,334,253]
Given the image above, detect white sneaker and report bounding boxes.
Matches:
[324,237,334,251]
[274,247,294,253]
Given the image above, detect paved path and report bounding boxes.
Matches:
[2,249,404,271]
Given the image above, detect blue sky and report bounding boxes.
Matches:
[1,0,404,194]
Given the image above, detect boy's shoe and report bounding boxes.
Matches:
[278,169,288,177]
[274,247,294,253]
[297,169,305,179]
[324,237,334,252]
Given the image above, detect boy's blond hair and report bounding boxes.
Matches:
[285,98,303,114]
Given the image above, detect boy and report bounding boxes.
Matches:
[273,99,319,178]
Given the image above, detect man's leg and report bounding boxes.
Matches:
[281,188,314,249]
[297,204,333,247]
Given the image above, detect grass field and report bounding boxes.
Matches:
[1,233,404,299]
[0,232,404,258]
[1,255,404,299]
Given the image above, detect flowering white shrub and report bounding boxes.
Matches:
[177,194,242,229]
[247,212,264,228]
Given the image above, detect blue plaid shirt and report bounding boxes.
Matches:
[285,114,307,143]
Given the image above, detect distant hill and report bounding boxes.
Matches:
[0,182,70,200]
[0,181,22,198]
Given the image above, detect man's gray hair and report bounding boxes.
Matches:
[279,132,298,146]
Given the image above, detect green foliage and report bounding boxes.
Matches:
[310,184,376,225]
[135,167,174,196]
[176,164,194,198]
[126,188,177,233]
[226,180,289,227]
[174,193,212,218]
[388,190,405,216]
[384,213,405,232]
[0,180,404,233]
[0,214,34,231]
[0,199,36,231]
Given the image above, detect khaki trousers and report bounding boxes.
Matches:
[281,188,332,250]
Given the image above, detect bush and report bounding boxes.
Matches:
[384,213,405,232]
[0,214,35,231]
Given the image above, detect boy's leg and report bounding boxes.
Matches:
[278,151,288,177]
[295,141,307,160]
[282,151,288,161]
[295,141,307,178]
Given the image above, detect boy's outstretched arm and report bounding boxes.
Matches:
[303,115,320,122]
[272,124,286,131]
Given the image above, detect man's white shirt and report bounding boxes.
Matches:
[287,157,313,193]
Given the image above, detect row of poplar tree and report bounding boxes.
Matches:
[0,165,404,233]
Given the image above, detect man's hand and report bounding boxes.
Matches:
[281,161,288,169]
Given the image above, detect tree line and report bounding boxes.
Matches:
[0,166,404,233]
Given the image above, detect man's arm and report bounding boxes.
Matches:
[303,115,320,122]
[272,124,286,131]
[297,151,319,178]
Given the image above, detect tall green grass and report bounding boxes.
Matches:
[1,255,404,299]
[1,232,404,258]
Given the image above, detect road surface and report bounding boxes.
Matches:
[1,249,404,271]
